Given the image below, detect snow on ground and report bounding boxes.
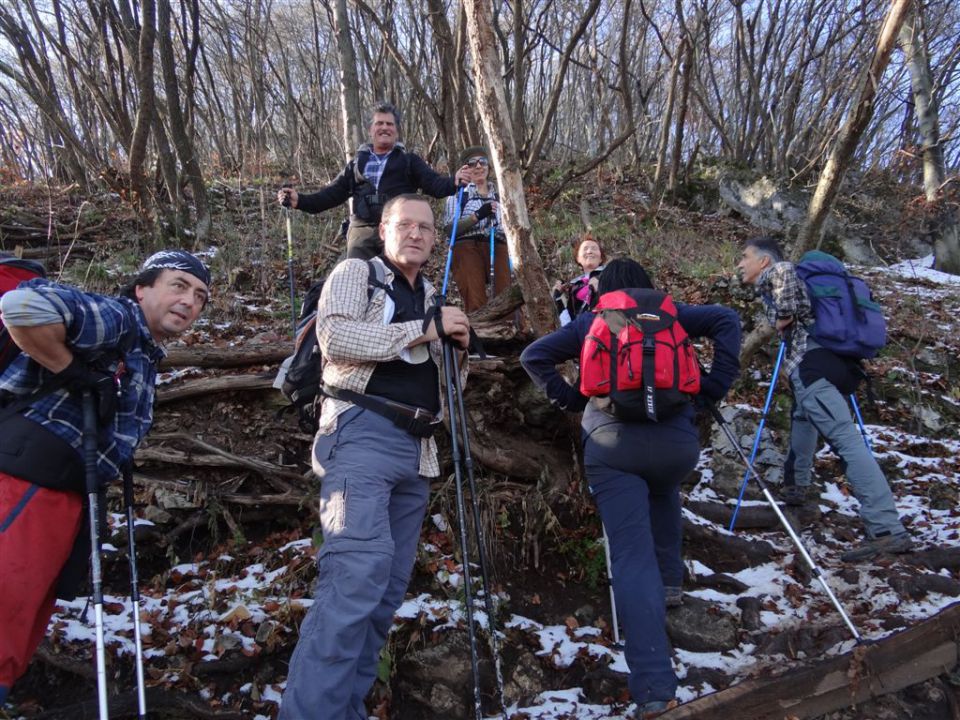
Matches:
[27,256,960,718]
[40,398,958,719]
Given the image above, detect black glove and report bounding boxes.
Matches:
[474,203,494,221]
[56,357,119,426]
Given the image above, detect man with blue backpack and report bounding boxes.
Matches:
[737,236,913,562]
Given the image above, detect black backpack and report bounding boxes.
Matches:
[276,259,390,432]
[1,255,46,376]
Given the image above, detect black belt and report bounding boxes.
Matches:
[322,385,441,438]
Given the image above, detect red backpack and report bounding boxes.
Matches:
[1,255,46,375]
[579,289,700,421]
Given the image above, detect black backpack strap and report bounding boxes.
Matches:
[640,321,658,422]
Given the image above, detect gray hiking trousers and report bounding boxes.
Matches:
[787,367,905,539]
[279,408,430,720]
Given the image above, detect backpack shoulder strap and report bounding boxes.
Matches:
[365,258,391,299]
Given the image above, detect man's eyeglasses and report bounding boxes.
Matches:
[392,220,436,237]
[465,157,489,168]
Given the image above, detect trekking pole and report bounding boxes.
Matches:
[281,185,297,339]
[441,185,466,297]
[488,225,496,302]
[728,340,786,532]
[446,341,508,719]
[122,465,147,719]
[600,524,621,646]
[438,189,508,720]
[706,401,862,642]
[849,394,873,451]
[440,340,485,720]
[82,391,111,720]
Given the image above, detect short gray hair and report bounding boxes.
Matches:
[744,236,783,264]
[369,102,401,131]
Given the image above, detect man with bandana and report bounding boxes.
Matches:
[0,250,211,705]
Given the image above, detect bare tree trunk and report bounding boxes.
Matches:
[128,0,157,212]
[898,1,958,273]
[332,0,363,156]
[652,41,682,201]
[898,2,945,201]
[668,33,694,193]
[462,0,556,337]
[794,0,912,259]
[157,0,210,244]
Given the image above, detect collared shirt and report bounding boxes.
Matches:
[362,151,392,190]
[756,261,814,377]
[0,279,165,485]
[315,257,467,478]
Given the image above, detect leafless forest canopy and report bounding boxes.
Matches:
[0,0,957,205]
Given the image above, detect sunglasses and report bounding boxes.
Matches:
[465,157,489,168]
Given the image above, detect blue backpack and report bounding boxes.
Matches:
[796,251,885,359]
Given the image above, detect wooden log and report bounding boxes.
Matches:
[686,500,780,530]
[155,373,276,404]
[665,602,960,720]
[682,519,777,571]
[160,344,290,369]
[904,547,960,572]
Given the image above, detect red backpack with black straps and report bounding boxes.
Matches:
[580,289,700,421]
[0,254,46,375]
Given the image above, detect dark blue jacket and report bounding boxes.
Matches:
[297,146,456,217]
[520,301,742,434]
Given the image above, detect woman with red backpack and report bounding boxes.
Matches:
[521,258,741,718]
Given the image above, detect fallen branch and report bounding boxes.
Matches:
[160,345,290,369]
[156,374,276,404]
[142,432,306,486]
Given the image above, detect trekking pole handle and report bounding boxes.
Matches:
[280,183,292,208]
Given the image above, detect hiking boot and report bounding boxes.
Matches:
[635,699,678,719]
[664,586,683,608]
[841,532,914,562]
[780,483,811,506]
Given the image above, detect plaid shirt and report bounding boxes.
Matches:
[756,261,814,376]
[443,183,501,241]
[316,257,467,478]
[362,147,392,190]
[0,279,165,485]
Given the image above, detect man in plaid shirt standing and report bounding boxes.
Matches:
[280,194,470,720]
[0,250,210,705]
[738,236,913,562]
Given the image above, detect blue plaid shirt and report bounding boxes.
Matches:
[0,279,165,485]
[757,261,814,377]
[362,146,395,189]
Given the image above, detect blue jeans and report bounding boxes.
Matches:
[583,415,699,704]
[280,408,429,720]
[786,368,905,538]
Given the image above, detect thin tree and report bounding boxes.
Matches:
[899,0,957,273]
[462,0,556,337]
[794,0,913,258]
